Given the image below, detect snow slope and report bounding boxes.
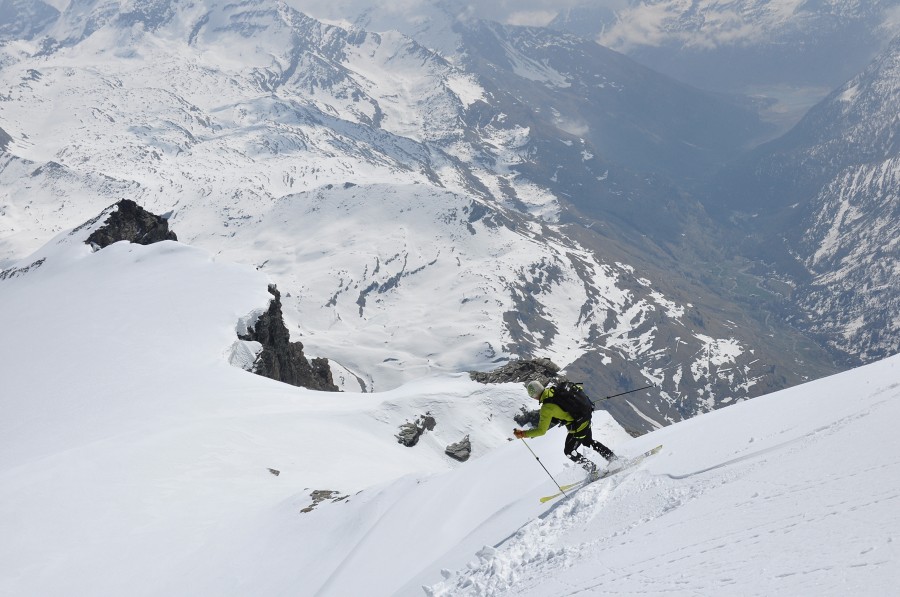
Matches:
[2,215,899,596]
[429,353,900,595]
[0,217,629,595]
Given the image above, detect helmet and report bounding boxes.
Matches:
[526,380,544,399]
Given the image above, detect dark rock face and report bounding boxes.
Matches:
[0,126,11,152]
[396,414,436,447]
[469,357,563,385]
[239,285,339,392]
[445,435,471,462]
[514,407,541,428]
[86,199,177,248]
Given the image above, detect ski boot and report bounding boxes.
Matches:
[582,460,600,481]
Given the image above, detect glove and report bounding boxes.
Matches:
[513,428,525,439]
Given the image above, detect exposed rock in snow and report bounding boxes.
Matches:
[445,435,471,462]
[513,406,541,429]
[470,357,562,385]
[237,284,339,392]
[300,489,349,514]
[396,414,437,447]
[0,257,45,281]
[85,199,177,249]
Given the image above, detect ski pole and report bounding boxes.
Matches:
[519,438,567,497]
[592,384,655,405]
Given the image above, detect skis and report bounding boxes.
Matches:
[599,444,663,479]
[539,444,663,503]
[539,481,587,504]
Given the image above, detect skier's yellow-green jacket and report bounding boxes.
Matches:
[522,386,591,439]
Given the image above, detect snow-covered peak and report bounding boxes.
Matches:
[0,0,60,40]
[789,34,900,161]
[284,0,471,58]
[714,37,900,363]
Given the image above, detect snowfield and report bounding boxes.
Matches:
[430,356,900,596]
[1,219,899,596]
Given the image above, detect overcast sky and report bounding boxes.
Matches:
[472,0,631,26]
[362,1,632,27]
[28,0,900,54]
[281,0,630,28]
[24,0,617,25]
[11,0,621,36]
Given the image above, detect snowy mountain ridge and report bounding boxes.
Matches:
[715,36,900,363]
[551,0,899,96]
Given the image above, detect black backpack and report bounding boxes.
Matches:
[544,381,594,422]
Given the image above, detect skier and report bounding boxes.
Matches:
[513,380,617,475]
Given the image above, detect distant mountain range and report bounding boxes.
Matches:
[711,36,900,363]
[551,0,898,92]
[550,0,900,137]
[1,0,894,432]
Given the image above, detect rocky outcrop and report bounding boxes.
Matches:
[0,258,45,281]
[300,489,349,513]
[85,199,177,248]
[0,126,11,153]
[445,435,471,462]
[469,358,563,385]
[475,358,571,436]
[514,407,541,428]
[396,414,436,447]
[239,285,339,392]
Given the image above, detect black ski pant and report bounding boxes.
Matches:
[564,422,615,466]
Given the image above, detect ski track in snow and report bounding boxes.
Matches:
[428,377,900,597]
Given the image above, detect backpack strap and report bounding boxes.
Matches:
[543,382,592,430]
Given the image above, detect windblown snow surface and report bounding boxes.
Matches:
[1,229,899,596]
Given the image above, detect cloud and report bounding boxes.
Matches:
[596,3,674,51]
[597,2,770,52]
[505,10,558,27]
[461,0,587,26]
[286,1,623,32]
[281,0,784,51]
[39,0,69,10]
[882,5,900,36]
[554,116,590,137]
